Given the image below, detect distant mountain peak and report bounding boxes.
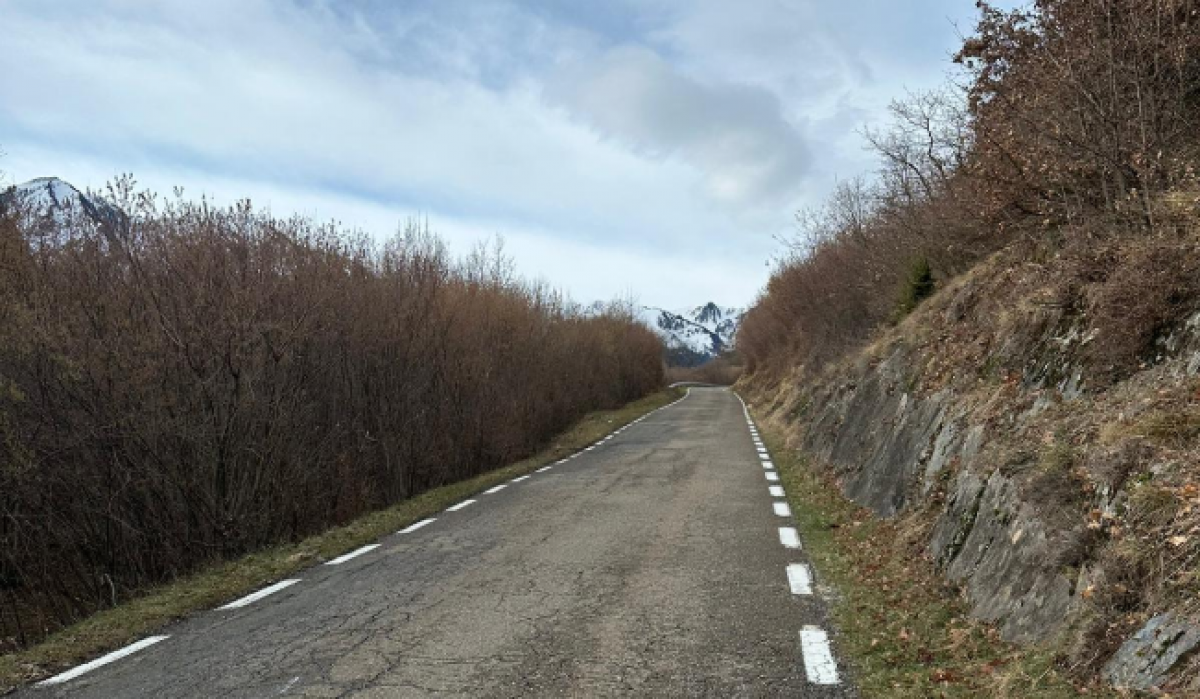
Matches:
[693,301,724,324]
[3,177,127,237]
[638,302,744,367]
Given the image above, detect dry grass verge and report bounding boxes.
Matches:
[0,387,682,692]
[757,420,1125,699]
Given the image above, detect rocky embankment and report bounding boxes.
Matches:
[744,245,1200,693]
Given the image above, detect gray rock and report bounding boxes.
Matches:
[1104,613,1200,690]
[922,419,958,495]
[933,470,1075,642]
[929,468,986,566]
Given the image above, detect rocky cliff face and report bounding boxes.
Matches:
[745,245,1200,692]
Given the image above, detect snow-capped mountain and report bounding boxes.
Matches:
[638,302,744,366]
[2,177,126,239]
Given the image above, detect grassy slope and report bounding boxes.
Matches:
[0,387,684,692]
[756,420,1122,699]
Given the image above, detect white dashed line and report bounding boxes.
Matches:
[778,527,802,549]
[399,518,436,533]
[512,475,531,482]
[787,563,813,595]
[762,461,774,470]
[800,626,840,685]
[766,471,779,482]
[446,499,476,512]
[39,636,170,686]
[219,579,301,610]
[772,502,792,517]
[484,484,507,494]
[325,544,380,566]
[769,485,785,497]
[536,466,552,473]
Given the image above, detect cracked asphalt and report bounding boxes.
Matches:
[26,387,853,698]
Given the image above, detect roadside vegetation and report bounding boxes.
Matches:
[663,351,745,386]
[739,0,1200,378]
[0,387,681,690]
[739,0,1200,691]
[0,186,664,656]
[759,424,1123,699]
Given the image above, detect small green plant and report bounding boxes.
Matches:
[895,256,936,320]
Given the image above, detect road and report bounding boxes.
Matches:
[27,388,851,698]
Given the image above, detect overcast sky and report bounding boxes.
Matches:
[0,0,995,309]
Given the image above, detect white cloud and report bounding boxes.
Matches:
[548,46,810,207]
[0,0,990,307]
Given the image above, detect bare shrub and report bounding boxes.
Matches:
[741,0,1200,384]
[664,352,745,386]
[0,189,663,647]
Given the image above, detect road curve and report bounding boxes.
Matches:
[26,388,852,698]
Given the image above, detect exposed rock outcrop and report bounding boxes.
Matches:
[746,250,1200,690]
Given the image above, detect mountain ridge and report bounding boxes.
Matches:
[638,302,743,366]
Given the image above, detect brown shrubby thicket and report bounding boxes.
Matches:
[663,352,745,386]
[0,184,662,647]
[740,0,1200,380]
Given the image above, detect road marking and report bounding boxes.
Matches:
[219,579,301,609]
[484,484,507,494]
[761,459,774,468]
[446,499,476,512]
[787,563,813,595]
[800,626,840,685]
[512,475,531,482]
[399,518,436,533]
[278,677,301,694]
[765,471,779,482]
[326,544,380,565]
[778,527,802,549]
[536,466,552,473]
[585,446,596,451]
[39,635,170,685]
[769,485,785,497]
[773,502,792,517]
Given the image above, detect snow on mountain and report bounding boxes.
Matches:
[2,177,126,239]
[638,302,744,366]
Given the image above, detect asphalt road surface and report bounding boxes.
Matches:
[27,387,853,698]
